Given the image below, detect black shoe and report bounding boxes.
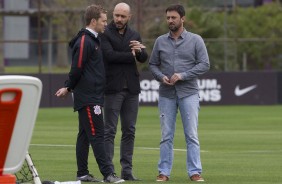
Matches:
[122,174,142,181]
[77,174,101,182]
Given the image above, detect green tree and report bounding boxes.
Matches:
[229,2,282,70]
[186,8,225,71]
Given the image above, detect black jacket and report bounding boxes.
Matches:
[101,21,148,95]
[65,28,105,111]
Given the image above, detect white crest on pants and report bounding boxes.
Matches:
[93,105,101,115]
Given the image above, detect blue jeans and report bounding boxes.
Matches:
[158,94,202,177]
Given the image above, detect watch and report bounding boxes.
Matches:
[66,87,72,92]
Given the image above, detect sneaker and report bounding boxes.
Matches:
[76,174,101,182]
[121,174,142,181]
[190,174,204,182]
[156,174,169,182]
[104,173,125,183]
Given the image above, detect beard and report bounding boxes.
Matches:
[115,21,127,30]
[168,23,181,32]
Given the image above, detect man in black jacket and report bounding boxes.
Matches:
[55,4,124,183]
[101,2,148,181]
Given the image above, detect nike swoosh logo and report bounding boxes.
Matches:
[234,85,257,96]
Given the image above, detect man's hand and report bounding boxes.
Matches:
[162,76,173,85]
[170,73,182,84]
[129,40,146,56]
[55,87,69,98]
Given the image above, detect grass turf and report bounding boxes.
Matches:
[28,105,282,184]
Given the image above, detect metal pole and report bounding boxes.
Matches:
[224,0,228,71]
[37,0,42,73]
[233,0,238,71]
[136,0,141,33]
[47,16,53,73]
[242,52,247,71]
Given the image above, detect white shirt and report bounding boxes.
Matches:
[86,27,98,38]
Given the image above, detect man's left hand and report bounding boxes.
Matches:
[129,40,146,56]
[170,73,182,84]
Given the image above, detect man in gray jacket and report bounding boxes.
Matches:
[149,4,210,182]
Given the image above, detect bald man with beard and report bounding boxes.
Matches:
[101,2,148,181]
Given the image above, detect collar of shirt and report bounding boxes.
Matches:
[86,27,98,38]
[168,28,187,39]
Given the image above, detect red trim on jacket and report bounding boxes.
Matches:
[86,106,95,135]
[78,35,85,68]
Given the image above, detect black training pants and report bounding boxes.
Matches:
[76,105,113,177]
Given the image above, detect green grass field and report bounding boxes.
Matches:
[28,105,282,184]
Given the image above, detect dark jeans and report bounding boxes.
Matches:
[76,105,113,177]
[104,89,139,175]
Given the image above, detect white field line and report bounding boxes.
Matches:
[30,144,282,153]
[30,144,208,152]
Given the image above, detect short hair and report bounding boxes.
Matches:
[84,4,107,26]
[165,4,185,18]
